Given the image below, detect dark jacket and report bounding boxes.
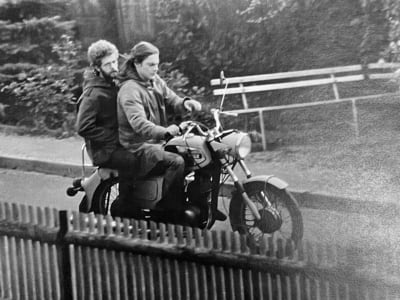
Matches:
[76,69,119,166]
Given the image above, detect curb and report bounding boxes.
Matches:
[1,155,399,218]
[0,155,94,178]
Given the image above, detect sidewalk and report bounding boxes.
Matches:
[1,130,399,216]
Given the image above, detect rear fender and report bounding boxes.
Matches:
[242,175,288,191]
[82,168,118,203]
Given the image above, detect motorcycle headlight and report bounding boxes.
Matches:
[220,132,252,159]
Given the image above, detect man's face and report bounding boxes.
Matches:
[135,53,159,81]
[97,52,119,79]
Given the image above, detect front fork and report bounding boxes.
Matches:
[223,160,262,220]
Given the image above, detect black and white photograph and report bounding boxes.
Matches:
[0,0,399,299]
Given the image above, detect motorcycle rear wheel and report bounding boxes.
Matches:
[229,182,303,247]
[91,178,119,215]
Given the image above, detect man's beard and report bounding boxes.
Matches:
[100,69,117,83]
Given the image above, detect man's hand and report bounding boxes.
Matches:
[165,124,180,137]
[183,98,202,112]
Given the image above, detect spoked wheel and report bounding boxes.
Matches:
[91,178,119,215]
[229,183,303,247]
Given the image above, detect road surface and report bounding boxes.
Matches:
[1,168,399,252]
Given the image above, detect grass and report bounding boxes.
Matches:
[237,82,400,203]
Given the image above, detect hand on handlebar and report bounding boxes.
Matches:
[164,124,180,139]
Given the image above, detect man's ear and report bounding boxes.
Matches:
[93,66,101,76]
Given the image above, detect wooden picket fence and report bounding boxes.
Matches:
[0,201,399,300]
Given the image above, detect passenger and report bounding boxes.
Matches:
[115,41,201,217]
[76,39,138,214]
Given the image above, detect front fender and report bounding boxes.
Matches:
[242,175,288,190]
[219,175,288,198]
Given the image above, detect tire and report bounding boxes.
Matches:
[91,177,119,215]
[229,182,303,246]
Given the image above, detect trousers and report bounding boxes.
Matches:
[101,146,138,203]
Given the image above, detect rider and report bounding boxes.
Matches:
[113,41,202,220]
[76,39,138,213]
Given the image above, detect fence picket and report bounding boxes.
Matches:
[25,239,36,300]
[88,213,96,233]
[0,202,4,220]
[176,224,184,245]
[190,262,200,300]
[185,226,193,247]
[96,214,104,236]
[105,215,113,236]
[150,221,158,241]
[212,230,221,251]
[86,247,97,300]
[162,257,173,300]
[9,237,20,300]
[119,251,130,299]
[154,257,164,300]
[42,243,52,300]
[167,223,175,244]
[127,253,139,300]
[114,216,122,236]
[4,202,11,220]
[69,245,79,300]
[100,248,112,300]
[11,202,19,222]
[145,255,156,300]
[199,264,208,300]
[18,239,28,300]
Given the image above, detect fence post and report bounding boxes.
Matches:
[351,99,360,141]
[330,73,340,100]
[239,83,249,131]
[258,110,267,151]
[58,210,73,300]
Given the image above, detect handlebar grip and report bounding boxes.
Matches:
[221,111,238,117]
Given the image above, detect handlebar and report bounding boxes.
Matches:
[176,108,238,139]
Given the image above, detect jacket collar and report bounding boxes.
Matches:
[82,68,116,91]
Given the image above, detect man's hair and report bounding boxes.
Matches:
[129,41,159,64]
[87,40,118,67]
[119,41,159,79]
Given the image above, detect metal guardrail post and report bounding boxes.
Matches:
[58,210,73,300]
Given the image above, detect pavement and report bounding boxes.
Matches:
[0,128,399,216]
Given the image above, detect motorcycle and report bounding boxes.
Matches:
[66,72,303,246]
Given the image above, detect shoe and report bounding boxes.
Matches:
[183,205,201,226]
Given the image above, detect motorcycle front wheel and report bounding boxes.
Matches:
[229,182,303,247]
[91,177,119,215]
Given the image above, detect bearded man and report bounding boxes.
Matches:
[76,39,138,214]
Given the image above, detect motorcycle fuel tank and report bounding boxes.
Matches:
[165,134,212,171]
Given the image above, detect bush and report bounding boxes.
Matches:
[1,34,84,136]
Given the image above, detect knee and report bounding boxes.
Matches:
[171,155,185,168]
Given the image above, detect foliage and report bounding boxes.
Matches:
[0,16,76,65]
[380,0,400,62]
[152,0,376,90]
[0,0,72,22]
[1,34,84,136]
